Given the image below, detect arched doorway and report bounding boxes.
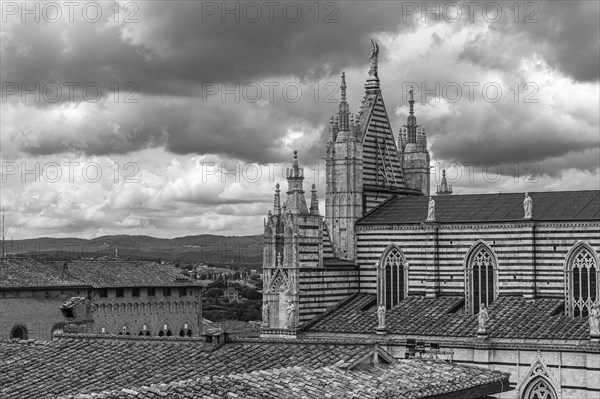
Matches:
[11,325,28,340]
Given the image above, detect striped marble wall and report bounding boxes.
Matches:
[361,93,405,190]
[298,266,359,323]
[356,221,600,299]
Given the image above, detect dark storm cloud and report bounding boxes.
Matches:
[458,1,600,82]
[1,1,413,99]
[2,0,598,172]
[428,100,598,167]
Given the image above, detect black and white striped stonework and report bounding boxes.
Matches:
[360,93,405,190]
[298,263,359,323]
[356,191,600,305]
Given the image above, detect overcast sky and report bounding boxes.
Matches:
[1,0,599,239]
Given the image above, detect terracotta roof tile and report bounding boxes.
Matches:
[55,361,509,399]
[48,260,197,288]
[306,294,591,340]
[0,336,372,399]
[0,258,85,288]
[0,259,197,289]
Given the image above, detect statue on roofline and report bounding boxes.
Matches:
[427,197,435,221]
[262,302,270,327]
[523,192,533,219]
[478,303,490,333]
[590,303,600,337]
[286,300,296,329]
[377,302,386,328]
[369,39,379,75]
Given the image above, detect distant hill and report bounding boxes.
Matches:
[2,234,263,268]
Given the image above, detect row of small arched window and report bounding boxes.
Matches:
[98,322,194,337]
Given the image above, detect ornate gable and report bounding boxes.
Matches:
[516,351,561,399]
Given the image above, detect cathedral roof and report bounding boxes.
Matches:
[303,294,593,342]
[0,335,510,398]
[358,190,600,225]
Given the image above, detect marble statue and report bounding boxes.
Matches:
[262,303,269,327]
[286,301,296,329]
[478,304,490,333]
[263,271,271,294]
[427,197,435,221]
[523,192,532,219]
[377,302,386,328]
[590,303,600,337]
[369,39,379,66]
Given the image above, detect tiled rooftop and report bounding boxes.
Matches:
[56,361,510,399]
[0,336,373,399]
[49,260,197,288]
[358,190,600,225]
[305,294,591,340]
[0,335,510,399]
[0,258,85,288]
[0,258,197,289]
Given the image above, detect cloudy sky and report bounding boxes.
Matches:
[1,0,599,239]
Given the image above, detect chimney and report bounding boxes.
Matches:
[60,297,95,334]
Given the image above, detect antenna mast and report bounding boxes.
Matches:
[2,207,5,258]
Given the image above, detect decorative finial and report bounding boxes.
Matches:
[274,183,281,215]
[369,39,379,70]
[293,150,297,160]
[366,39,380,92]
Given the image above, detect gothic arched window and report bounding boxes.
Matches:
[566,243,599,317]
[377,246,407,309]
[179,322,193,337]
[465,243,497,314]
[522,377,557,399]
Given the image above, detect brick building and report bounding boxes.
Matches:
[0,258,202,340]
[261,42,600,398]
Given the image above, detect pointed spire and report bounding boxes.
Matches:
[406,86,418,143]
[365,39,380,92]
[274,183,281,215]
[338,72,350,132]
[436,169,453,195]
[409,86,415,115]
[285,151,309,215]
[310,183,320,215]
[341,72,347,102]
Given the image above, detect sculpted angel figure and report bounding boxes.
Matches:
[377,302,386,328]
[286,301,296,329]
[523,192,533,219]
[369,39,379,75]
[590,303,600,337]
[427,197,435,221]
[262,303,269,327]
[478,304,490,333]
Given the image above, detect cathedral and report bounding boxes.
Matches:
[261,42,599,398]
